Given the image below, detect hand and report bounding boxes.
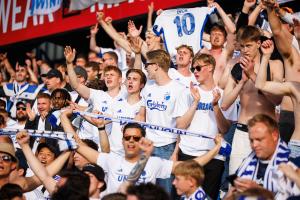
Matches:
[156,9,163,16]
[129,37,143,54]
[240,56,255,77]
[139,138,154,157]
[243,0,256,9]
[234,178,261,192]
[0,52,7,61]
[214,134,222,147]
[261,39,274,55]
[105,17,113,25]
[128,20,143,38]
[208,2,220,9]
[64,46,76,64]
[26,51,36,59]
[240,70,249,83]
[148,2,154,14]
[90,23,99,36]
[68,100,87,111]
[26,103,36,121]
[261,0,276,8]
[96,12,104,23]
[293,18,300,40]
[190,82,201,103]
[212,89,221,106]
[16,131,30,146]
[278,163,299,181]
[25,59,32,68]
[90,111,105,128]
[40,111,48,120]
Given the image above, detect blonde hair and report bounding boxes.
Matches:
[173,160,205,187]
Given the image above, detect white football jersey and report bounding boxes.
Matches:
[153,7,215,61]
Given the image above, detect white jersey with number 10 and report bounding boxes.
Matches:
[153,7,215,59]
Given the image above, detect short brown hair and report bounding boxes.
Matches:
[86,62,100,72]
[37,92,51,100]
[103,51,118,63]
[237,26,261,43]
[247,114,278,134]
[173,160,205,187]
[210,24,227,38]
[126,69,147,86]
[103,65,122,77]
[192,53,216,72]
[146,50,171,72]
[176,44,194,58]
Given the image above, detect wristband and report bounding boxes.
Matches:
[98,126,105,131]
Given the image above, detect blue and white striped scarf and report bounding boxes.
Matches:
[236,139,290,193]
[180,186,208,200]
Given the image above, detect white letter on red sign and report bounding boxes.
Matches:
[0,0,11,33]
[12,0,22,31]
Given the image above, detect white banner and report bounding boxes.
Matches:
[70,0,127,11]
[30,0,62,15]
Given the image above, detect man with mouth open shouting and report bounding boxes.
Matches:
[59,106,222,195]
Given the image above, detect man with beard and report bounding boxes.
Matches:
[0,65,43,118]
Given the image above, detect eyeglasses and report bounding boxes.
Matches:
[17,107,26,111]
[123,135,142,142]
[144,62,156,69]
[190,64,208,73]
[0,155,12,162]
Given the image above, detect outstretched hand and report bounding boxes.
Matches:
[64,46,76,64]
[139,138,154,157]
[128,20,143,38]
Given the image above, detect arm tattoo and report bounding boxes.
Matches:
[126,154,149,183]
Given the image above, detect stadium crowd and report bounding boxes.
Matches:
[0,0,300,199]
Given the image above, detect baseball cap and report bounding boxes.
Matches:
[16,100,27,107]
[0,143,18,162]
[82,163,106,191]
[46,69,63,81]
[74,66,88,81]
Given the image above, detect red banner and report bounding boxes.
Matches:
[0,0,200,47]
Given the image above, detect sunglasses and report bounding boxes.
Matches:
[190,64,208,73]
[123,135,142,142]
[0,155,12,162]
[17,107,26,111]
[144,62,156,69]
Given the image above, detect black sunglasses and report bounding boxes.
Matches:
[123,135,142,142]
[17,107,26,111]
[144,62,156,69]
[190,64,208,73]
[0,155,12,162]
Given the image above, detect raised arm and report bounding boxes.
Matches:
[60,109,100,164]
[0,53,15,80]
[212,89,230,134]
[221,73,247,110]
[25,60,38,84]
[172,134,222,172]
[248,2,265,26]
[96,12,131,53]
[176,83,200,129]
[147,2,154,30]
[264,1,293,59]
[209,2,236,33]
[90,24,101,53]
[64,46,90,100]
[255,40,291,96]
[17,131,57,195]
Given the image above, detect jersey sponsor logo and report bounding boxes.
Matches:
[102,107,108,112]
[146,100,167,111]
[117,170,147,183]
[196,102,213,111]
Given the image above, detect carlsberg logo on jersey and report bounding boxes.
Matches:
[146,100,167,111]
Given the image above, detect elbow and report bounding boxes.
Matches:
[254,82,264,91]
[220,103,229,111]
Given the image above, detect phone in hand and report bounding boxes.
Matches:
[231,63,243,83]
[226,174,238,186]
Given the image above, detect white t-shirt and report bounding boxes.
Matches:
[141,80,188,147]
[174,86,229,159]
[96,153,173,194]
[168,68,197,88]
[153,7,215,61]
[108,98,143,156]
